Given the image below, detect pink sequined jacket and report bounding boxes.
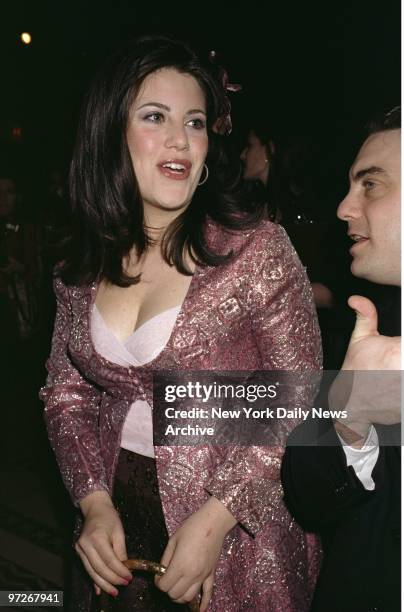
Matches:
[41,220,322,611]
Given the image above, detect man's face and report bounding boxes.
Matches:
[337,129,401,286]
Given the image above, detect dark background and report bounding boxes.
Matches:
[0,0,400,217]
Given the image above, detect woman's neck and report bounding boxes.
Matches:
[143,203,187,243]
[258,164,270,186]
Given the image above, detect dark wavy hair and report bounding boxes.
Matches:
[248,124,281,220]
[242,123,310,223]
[59,35,259,286]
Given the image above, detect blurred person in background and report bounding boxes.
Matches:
[240,123,315,225]
[37,166,71,354]
[239,122,340,364]
[0,170,40,347]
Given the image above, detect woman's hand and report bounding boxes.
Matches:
[155,496,237,612]
[76,490,133,596]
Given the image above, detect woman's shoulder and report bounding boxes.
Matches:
[206,218,292,257]
[52,271,92,302]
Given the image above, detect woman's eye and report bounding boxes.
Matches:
[144,112,164,123]
[186,118,206,130]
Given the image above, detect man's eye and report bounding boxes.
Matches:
[186,118,206,130]
[363,180,376,190]
[144,112,164,123]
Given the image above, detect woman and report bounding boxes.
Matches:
[40,36,322,611]
[239,124,315,225]
[240,124,334,318]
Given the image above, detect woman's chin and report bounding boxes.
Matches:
[146,198,191,214]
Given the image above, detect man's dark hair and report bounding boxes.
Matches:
[367,105,401,135]
[59,35,258,287]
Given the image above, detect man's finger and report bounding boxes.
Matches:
[348,295,379,341]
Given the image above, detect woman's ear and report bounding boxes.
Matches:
[268,140,276,156]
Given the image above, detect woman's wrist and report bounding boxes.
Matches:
[79,490,114,518]
[200,496,237,538]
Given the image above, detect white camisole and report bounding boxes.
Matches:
[91,303,181,458]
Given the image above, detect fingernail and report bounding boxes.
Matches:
[122,579,130,586]
[111,589,119,597]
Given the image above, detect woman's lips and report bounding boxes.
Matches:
[157,159,191,181]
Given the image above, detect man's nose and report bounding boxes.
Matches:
[165,123,189,150]
[337,190,362,221]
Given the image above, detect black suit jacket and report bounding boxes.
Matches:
[281,420,400,612]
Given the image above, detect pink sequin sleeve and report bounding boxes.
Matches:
[205,225,322,534]
[40,278,108,506]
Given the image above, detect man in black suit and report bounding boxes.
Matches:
[281,107,401,612]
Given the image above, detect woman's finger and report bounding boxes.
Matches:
[111,527,128,564]
[75,546,118,596]
[97,535,132,580]
[166,575,197,601]
[155,537,177,590]
[93,583,101,596]
[75,540,129,585]
[160,536,176,569]
[200,574,214,612]
[171,580,201,604]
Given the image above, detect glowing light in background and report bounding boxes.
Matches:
[11,127,23,141]
[20,32,32,45]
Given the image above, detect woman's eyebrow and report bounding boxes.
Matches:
[135,102,206,115]
[136,102,170,111]
[186,108,207,116]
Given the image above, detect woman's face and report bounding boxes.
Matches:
[240,130,269,183]
[127,68,208,218]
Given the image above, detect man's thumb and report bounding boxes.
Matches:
[348,295,379,340]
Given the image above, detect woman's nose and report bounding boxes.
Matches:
[165,124,189,150]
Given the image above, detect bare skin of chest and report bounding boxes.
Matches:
[95,248,193,342]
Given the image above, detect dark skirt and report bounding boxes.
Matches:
[91,448,188,612]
